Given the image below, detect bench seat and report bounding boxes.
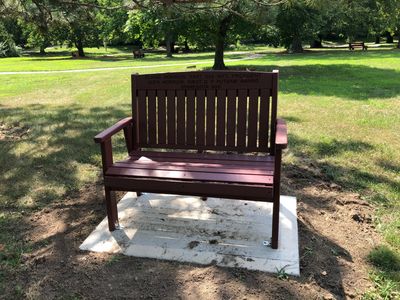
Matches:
[104,151,275,201]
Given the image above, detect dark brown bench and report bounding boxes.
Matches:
[94,70,288,249]
[133,49,144,58]
[349,42,368,51]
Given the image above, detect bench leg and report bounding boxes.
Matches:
[105,187,119,231]
[201,196,207,201]
[271,149,282,249]
[136,192,142,197]
[271,196,280,249]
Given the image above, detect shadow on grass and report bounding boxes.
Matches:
[26,52,245,64]
[267,49,400,62]
[230,63,400,100]
[284,134,399,208]
[0,103,130,211]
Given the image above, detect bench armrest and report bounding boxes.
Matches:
[275,119,288,149]
[94,117,133,143]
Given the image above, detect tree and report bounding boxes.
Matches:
[276,1,321,53]
[97,0,129,47]
[0,22,19,57]
[18,0,54,54]
[55,0,102,57]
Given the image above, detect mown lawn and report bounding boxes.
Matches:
[0,47,399,298]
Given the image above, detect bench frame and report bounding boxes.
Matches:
[94,71,288,249]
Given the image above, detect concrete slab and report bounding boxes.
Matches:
[80,193,300,276]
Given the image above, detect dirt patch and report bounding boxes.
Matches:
[0,121,30,141]
[2,159,381,299]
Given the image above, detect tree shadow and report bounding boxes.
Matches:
[284,134,399,208]
[23,52,246,65]
[0,103,129,211]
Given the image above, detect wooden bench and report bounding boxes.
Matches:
[133,49,144,58]
[94,70,288,249]
[349,42,368,51]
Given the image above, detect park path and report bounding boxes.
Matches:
[0,54,262,75]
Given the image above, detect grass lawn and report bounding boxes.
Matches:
[0,46,399,298]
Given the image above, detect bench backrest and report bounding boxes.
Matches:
[131,71,279,154]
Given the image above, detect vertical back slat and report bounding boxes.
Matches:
[270,71,279,154]
[147,90,157,145]
[206,89,216,147]
[176,90,186,145]
[237,89,247,148]
[226,89,237,147]
[138,89,147,145]
[131,75,139,149]
[247,89,259,148]
[167,90,176,145]
[259,89,270,150]
[157,90,166,145]
[196,90,206,147]
[216,89,226,147]
[186,90,196,146]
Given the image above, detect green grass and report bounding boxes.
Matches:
[0,46,399,297]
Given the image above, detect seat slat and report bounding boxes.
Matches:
[107,166,273,185]
[196,90,206,147]
[186,90,195,146]
[125,156,273,170]
[157,90,166,144]
[226,89,237,147]
[147,90,157,144]
[129,150,274,163]
[113,161,273,176]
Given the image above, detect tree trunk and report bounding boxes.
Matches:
[75,39,85,57]
[184,39,190,53]
[310,39,322,48]
[290,35,303,53]
[212,14,233,70]
[386,32,393,43]
[166,33,173,58]
[39,45,46,55]
[375,35,380,44]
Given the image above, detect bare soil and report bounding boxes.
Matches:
[3,160,380,300]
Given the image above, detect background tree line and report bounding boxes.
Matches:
[0,0,399,69]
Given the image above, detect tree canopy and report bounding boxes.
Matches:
[1,0,399,64]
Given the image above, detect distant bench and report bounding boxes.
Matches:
[133,49,145,58]
[349,42,368,51]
